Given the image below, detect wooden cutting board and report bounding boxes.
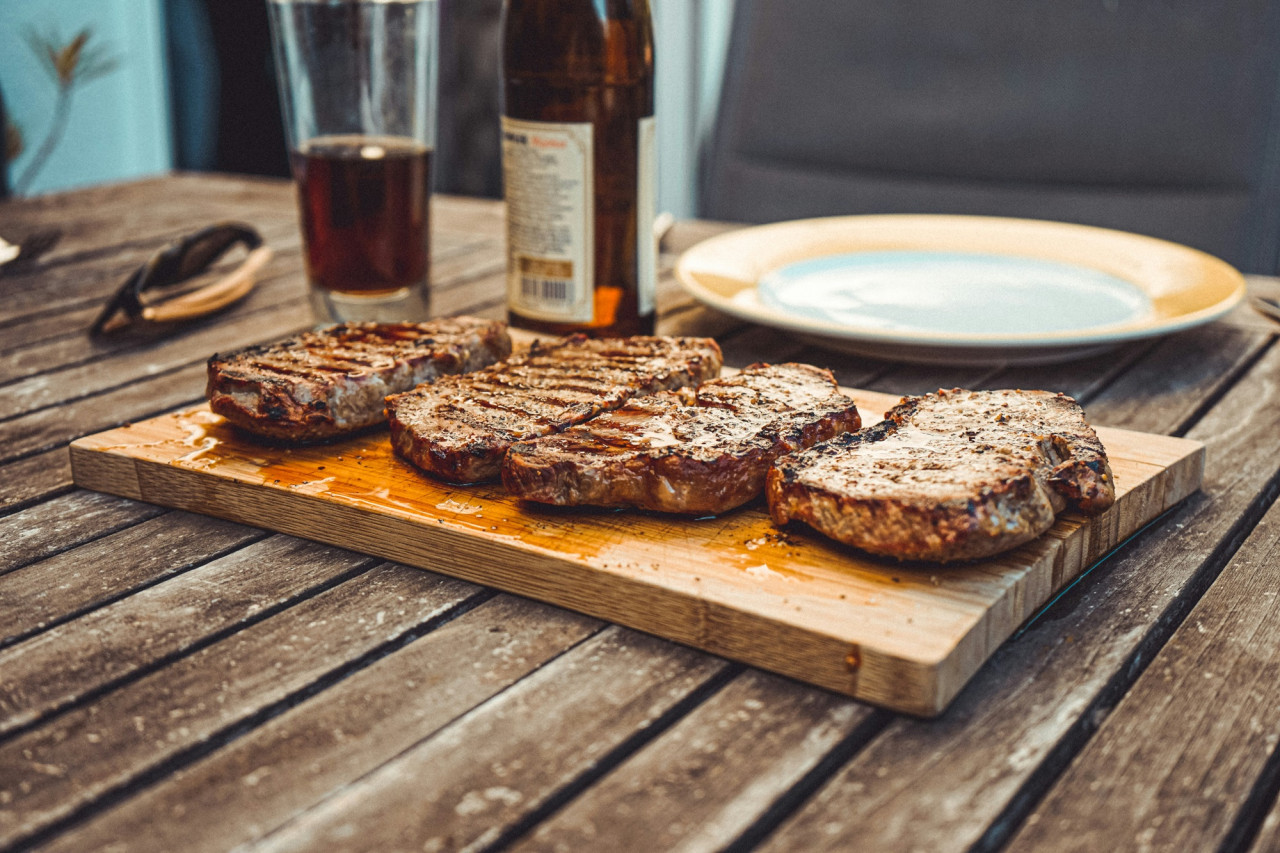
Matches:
[69,392,1203,716]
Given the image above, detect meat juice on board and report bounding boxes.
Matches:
[500,0,657,337]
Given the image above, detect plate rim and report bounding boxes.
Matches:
[673,213,1247,352]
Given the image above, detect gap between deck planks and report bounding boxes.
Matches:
[29,595,603,853]
[243,628,734,853]
[0,562,482,851]
[1006,469,1280,851]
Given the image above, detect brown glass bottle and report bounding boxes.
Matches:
[500,0,657,337]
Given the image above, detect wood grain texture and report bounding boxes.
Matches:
[714,324,811,371]
[508,669,879,853]
[0,299,310,420]
[0,536,368,738]
[68,392,1202,716]
[0,175,290,251]
[36,595,599,853]
[0,564,479,851]
[0,512,264,649]
[1070,324,1271,435]
[0,248,196,338]
[987,340,1155,404]
[0,491,164,576]
[1006,459,1280,851]
[0,180,301,331]
[0,182,519,517]
[658,309,746,344]
[247,626,730,853]
[0,190,498,367]
[429,268,507,319]
[0,242,306,387]
[1233,275,1280,333]
[0,361,209,466]
[0,449,74,513]
[0,176,493,289]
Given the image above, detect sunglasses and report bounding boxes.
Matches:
[90,222,273,335]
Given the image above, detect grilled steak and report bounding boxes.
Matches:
[767,388,1115,562]
[387,335,723,483]
[207,317,511,442]
[502,363,861,515]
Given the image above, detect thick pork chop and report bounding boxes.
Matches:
[387,335,723,483]
[207,317,510,442]
[502,363,861,515]
[767,388,1115,562]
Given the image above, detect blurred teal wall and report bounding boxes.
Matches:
[1,0,172,196]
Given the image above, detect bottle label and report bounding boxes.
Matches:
[637,115,657,317]
[501,117,595,323]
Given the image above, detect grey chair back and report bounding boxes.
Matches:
[700,1,1280,273]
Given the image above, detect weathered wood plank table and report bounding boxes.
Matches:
[2,173,1280,852]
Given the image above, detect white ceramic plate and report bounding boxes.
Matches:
[674,214,1247,365]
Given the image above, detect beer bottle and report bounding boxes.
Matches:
[500,0,657,337]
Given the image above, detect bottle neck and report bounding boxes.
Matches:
[501,0,653,86]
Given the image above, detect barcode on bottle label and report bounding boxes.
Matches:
[521,276,570,302]
[514,255,576,310]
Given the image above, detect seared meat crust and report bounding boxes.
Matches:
[207,317,511,442]
[387,335,723,483]
[767,388,1115,562]
[501,363,861,515]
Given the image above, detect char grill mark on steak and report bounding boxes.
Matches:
[386,335,724,483]
[500,363,862,515]
[206,317,511,443]
[766,388,1115,563]
[433,394,565,433]
[461,370,621,406]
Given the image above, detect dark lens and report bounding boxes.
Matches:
[140,224,260,292]
[174,229,242,281]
